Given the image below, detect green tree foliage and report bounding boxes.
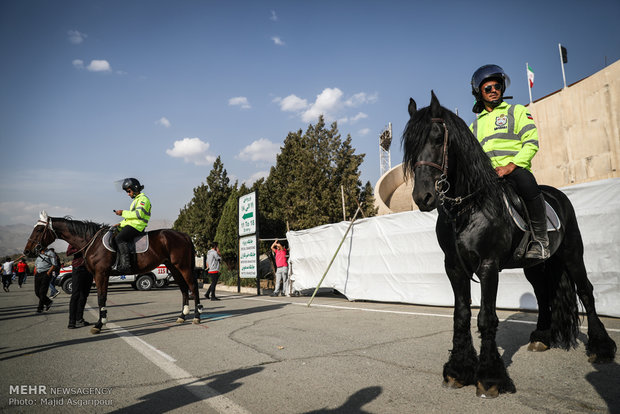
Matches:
[260,116,375,237]
[173,156,232,256]
[214,184,247,269]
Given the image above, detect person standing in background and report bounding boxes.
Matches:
[204,242,221,301]
[270,240,289,297]
[66,244,93,329]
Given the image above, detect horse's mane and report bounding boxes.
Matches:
[58,216,109,240]
[402,101,503,216]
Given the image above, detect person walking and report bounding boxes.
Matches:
[270,240,289,297]
[16,258,29,288]
[3,255,24,292]
[204,242,221,301]
[47,248,61,299]
[66,244,93,329]
[469,64,549,259]
[33,247,57,313]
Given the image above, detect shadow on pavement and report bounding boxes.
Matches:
[303,386,382,414]
[107,366,264,413]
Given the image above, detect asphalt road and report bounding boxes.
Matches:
[1,282,619,414]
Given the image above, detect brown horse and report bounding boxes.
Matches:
[24,211,203,334]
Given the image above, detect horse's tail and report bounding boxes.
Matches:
[549,257,580,350]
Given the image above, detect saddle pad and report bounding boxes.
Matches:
[102,231,149,253]
[502,193,561,232]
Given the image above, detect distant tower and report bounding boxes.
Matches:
[379,122,392,177]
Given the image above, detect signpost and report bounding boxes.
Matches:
[238,191,260,294]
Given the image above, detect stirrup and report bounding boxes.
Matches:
[525,239,550,260]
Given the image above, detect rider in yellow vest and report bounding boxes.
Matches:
[113,178,151,272]
[469,64,549,260]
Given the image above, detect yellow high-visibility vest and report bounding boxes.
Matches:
[119,193,151,232]
[470,102,539,171]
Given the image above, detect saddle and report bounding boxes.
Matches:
[103,229,149,254]
[502,190,561,262]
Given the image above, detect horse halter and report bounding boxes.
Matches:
[28,218,58,254]
[412,118,452,202]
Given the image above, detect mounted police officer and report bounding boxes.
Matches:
[114,178,151,273]
[469,64,549,260]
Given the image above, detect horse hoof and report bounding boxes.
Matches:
[442,376,464,389]
[90,327,101,335]
[527,341,549,352]
[176,317,185,324]
[192,318,200,324]
[476,382,499,399]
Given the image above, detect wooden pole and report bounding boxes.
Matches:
[307,205,361,307]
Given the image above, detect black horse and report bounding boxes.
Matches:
[402,92,616,397]
[24,212,203,333]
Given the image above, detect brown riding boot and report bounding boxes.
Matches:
[525,194,550,260]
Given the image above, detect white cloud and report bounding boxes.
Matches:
[237,138,280,163]
[166,137,216,166]
[244,170,270,186]
[351,112,368,122]
[358,128,371,136]
[228,96,251,109]
[345,92,378,107]
[87,60,111,72]
[270,10,278,21]
[302,88,344,122]
[156,117,171,128]
[67,30,87,44]
[276,94,308,112]
[72,59,84,69]
[276,88,378,124]
[271,36,285,46]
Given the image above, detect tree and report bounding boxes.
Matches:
[173,156,232,256]
[260,116,375,236]
[214,184,246,269]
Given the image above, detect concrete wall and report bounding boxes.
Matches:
[374,59,620,214]
[529,59,620,187]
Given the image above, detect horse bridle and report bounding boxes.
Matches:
[412,117,452,203]
[28,218,58,254]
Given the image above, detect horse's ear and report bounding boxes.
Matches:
[408,98,417,118]
[430,90,441,117]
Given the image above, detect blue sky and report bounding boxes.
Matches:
[1,0,619,229]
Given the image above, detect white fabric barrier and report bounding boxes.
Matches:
[287,178,620,318]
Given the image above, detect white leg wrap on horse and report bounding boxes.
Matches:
[102,318,108,324]
[101,307,107,312]
[183,305,190,315]
[197,304,204,314]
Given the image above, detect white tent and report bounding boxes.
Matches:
[287,178,620,318]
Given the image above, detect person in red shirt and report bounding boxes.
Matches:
[270,240,289,297]
[16,258,29,288]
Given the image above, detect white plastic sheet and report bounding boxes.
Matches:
[288,178,620,317]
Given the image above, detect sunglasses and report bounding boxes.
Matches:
[483,84,502,93]
[125,189,132,193]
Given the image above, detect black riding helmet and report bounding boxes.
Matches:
[471,64,511,113]
[122,178,144,193]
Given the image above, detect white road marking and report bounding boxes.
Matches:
[244,296,620,333]
[86,306,251,414]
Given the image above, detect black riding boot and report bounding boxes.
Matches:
[525,194,550,260]
[116,242,132,273]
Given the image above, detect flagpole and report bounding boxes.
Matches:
[559,43,567,89]
[527,62,532,104]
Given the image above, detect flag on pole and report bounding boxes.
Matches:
[527,65,535,88]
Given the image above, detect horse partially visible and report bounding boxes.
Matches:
[401,92,616,397]
[24,212,203,333]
